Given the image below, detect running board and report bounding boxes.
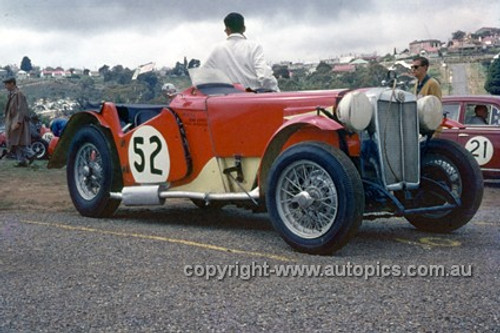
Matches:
[110,186,260,206]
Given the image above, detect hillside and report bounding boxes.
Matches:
[0,59,492,125]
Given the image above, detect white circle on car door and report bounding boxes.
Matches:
[465,136,494,166]
[128,125,170,183]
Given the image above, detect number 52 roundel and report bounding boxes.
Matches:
[128,126,170,183]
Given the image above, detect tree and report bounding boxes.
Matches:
[171,61,188,76]
[452,30,466,41]
[137,72,161,102]
[3,66,14,78]
[76,76,101,109]
[272,64,290,79]
[98,65,110,77]
[187,59,201,69]
[20,56,33,72]
[316,62,332,73]
[485,59,500,95]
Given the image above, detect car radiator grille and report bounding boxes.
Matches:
[375,99,420,190]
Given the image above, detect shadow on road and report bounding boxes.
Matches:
[113,205,274,232]
[484,180,500,188]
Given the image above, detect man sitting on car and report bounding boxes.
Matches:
[202,12,279,92]
[470,105,488,125]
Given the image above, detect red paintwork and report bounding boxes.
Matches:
[50,86,362,188]
[440,117,465,129]
[48,136,59,156]
[0,131,5,147]
[438,95,500,178]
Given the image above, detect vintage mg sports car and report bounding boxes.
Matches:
[48,69,483,254]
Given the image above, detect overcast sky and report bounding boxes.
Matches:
[1,0,499,70]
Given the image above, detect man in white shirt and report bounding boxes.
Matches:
[203,12,279,92]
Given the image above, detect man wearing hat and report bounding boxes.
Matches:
[3,77,35,166]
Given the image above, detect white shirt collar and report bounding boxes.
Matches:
[227,33,246,40]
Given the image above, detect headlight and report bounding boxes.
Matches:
[336,91,373,131]
[417,95,443,132]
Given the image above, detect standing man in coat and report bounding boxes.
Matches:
[3,77,35,167]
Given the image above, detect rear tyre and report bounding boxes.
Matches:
[67,125,121,217]
[404,139,483,232]
[266,142,364,254]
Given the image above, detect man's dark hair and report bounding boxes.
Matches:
[413,56,429,67]
[224,12,245,33]
[475,104,488,113]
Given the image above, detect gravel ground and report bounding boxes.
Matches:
[1,184,499,332]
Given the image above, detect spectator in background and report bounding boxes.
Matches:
[469,105,488,125]
[202,12,279,92]
[162,83,178,104]
[3,77,35,167]
[411,56,442,100]
[50,117,69,137]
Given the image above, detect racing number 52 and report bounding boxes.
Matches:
[133,136,163,175]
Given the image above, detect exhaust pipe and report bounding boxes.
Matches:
[110,186,259,206]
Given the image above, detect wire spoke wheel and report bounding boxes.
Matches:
[67,125,122,217]
[266,142,364,254]
[276,160,338,239]
[404,139,483,232]
[74,143,104,201]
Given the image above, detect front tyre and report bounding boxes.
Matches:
[266,142,364,254]
[67,125,121,217]
[405,139,483,232]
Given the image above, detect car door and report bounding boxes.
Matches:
[457,102,500,178]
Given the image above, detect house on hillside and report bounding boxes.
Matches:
[409,39,442,57]
[475,27,500,37]
[16,70,28,80]
[350,58,369,67]
[41,68,68,78]
[332,64,356,73]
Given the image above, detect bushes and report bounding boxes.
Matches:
[485,58,500,95]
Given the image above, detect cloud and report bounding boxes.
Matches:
[0,0,498,69]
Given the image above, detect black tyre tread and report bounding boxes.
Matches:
[406,138,483,232]
[67,125,121,218]
[266,141,364,254]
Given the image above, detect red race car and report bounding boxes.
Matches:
[0,121,50,160]
[438,95,500,179]
[48,69,483,254]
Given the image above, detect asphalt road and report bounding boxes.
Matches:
[1,185,499,332]
[450,63,468,95]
